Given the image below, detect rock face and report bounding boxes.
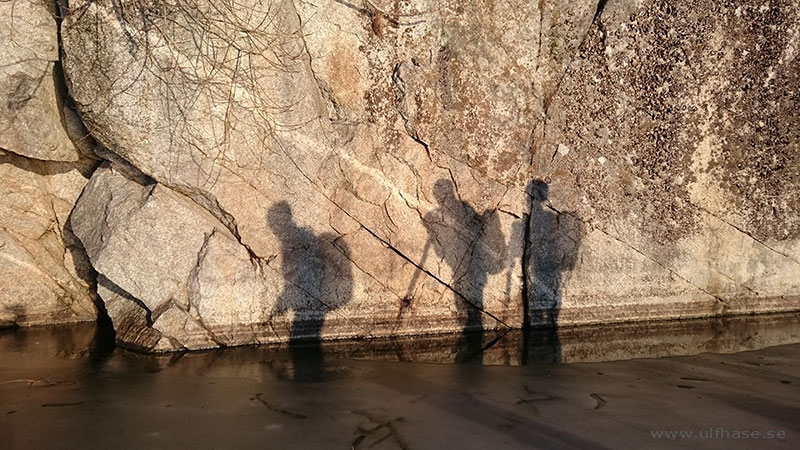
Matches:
[24,0,794,351]
[0,150,98,327]
[0,1,98,327]
[0,0,87,161]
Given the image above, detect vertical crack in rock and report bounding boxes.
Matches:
[592,0,609,24]
[521,199,532,329]
[535,0,545,71]
[288,0,335,121]
[53,0,101,161]
[392,62,432,161]
[534,0,610,162]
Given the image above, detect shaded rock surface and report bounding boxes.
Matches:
[8,0,790,350]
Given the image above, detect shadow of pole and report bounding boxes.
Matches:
[422,179,507,364]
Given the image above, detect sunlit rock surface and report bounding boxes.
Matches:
[0,0,84,161]
[3,0,787,350]
[0,1,98,327]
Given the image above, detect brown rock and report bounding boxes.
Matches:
[0,0,82,161]
[56,0,799,350]
[0,150,97,327]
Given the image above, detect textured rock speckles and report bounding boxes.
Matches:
[703,1,800,241]
[528,0,800,317]
[539,0,800,244]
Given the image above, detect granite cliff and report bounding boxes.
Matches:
[1,0,798,351]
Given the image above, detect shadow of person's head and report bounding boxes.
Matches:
[267,201,293,236]
[433,178,456,206]
[528,179,549,202]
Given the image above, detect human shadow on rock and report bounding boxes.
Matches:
[267,201,352,381]
[524,180,581,364]
[422,179,506,364]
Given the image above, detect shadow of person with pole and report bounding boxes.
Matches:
[525,180,581,363]
[420,179,506,364]
[267,201,353,381]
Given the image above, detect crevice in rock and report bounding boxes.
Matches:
[93,146,155,185]
[63,214,108,323]
[164,337,188,352]
[593,0,609,24]
[332,0,426,28]
[97,274,153,326]
[391,62,432,161]
[165,184,263,270]
[532,0,610,163]
[497,208,522,220]
[52,0,101,161]
[186,230,215,310]
[0,147,90,175]
[535,0,545,72]
[521,196,532,330]
[332,0,372,18]
[184,311,227,349]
